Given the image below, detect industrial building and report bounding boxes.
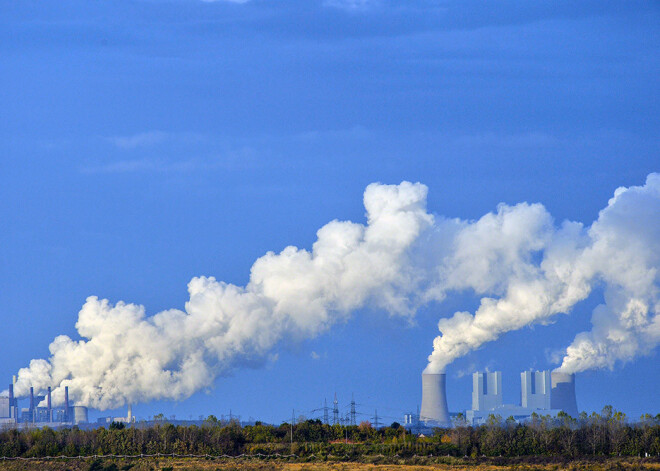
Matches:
[419,369,579,427]
[0,378,88,427]
[465,370,578,425]
[521,370,551,410]
[472,371,503,411]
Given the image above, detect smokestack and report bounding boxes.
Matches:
[420,373,451,426]
[551,372,579,418]
[64,386,70,423]
[8,384,14,419]
[47,387,52,422]
[29,387,35,423]
[127,404,132,423]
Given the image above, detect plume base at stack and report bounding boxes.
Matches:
[420,373,451,426]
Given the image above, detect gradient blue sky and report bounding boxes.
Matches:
[1,0,658,424]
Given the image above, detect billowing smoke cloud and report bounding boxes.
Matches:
[13,175,660,409]
[556,174,660,373]
[425,173,660,374]
[14,182,434,409]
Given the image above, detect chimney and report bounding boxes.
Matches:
[64,386,70,423]
[29,387,35,422]
[420,373,451,426]
[47,387,52,422]
[8,384,14,419]
[127,404,133,423]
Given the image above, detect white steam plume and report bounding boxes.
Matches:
[13,175,660,409]
[425,173,660,374]
[14,182,434,409]
[556,173,660,373]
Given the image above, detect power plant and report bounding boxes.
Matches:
[2,368,580,430]
[0,378,89,427]
[419,369,580,426]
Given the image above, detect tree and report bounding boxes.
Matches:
[609,410,628,456]
[585,411,603,456]
[556,412,577,457]
[153,413,166,423]
[450,414,471,456]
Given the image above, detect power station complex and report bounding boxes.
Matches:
[0,379,89,427]
[2,370,579,429]
[420,370,578,426]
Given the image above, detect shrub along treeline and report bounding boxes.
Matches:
[0,406,658,459]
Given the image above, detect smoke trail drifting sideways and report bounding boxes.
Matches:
[557,173,660,373]
[425,173,660,374]
[14,182,434,409]
[13,174,660,409]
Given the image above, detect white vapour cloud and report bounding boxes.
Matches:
[14,182,433,409]
[557,173,660,373]
[425,173,660,374]
[14,175,660,409]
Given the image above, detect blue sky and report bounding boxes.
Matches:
[0,0,658,424]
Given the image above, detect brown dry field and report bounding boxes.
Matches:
[1,458,659,471]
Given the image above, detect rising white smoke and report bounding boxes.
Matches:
[425,173,660,374]
[13,174,660,409]
[556,173,660,373]
[14,182,434,409]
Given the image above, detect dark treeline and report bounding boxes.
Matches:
[0,407,659,459]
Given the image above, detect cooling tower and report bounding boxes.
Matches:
[73,406,88,424]
[420,373,451,426]
[551,372,579,418]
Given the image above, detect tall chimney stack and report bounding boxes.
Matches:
[47,387,52,422]
[29,387,35,423]
[420,373,451,426]
[128,404,133,423]
[8,384,14,419]
[64,386,70,423]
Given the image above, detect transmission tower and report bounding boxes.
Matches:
[333,393,339,425]
[350,394,356,426]
[373,409,380,429]
[323,399,329,425]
